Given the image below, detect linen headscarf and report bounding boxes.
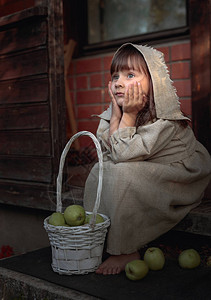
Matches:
[113,43,189,121]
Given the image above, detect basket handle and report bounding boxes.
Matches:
[56,131,103,224]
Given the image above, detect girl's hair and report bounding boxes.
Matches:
[111,44,189,128]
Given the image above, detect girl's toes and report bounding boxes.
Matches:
[116,266,122,274]
[103,267,112,275]
[95,267,103,274]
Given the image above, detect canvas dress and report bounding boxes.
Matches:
[83,43,211,255]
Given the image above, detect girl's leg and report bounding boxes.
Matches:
[96,251,140,275]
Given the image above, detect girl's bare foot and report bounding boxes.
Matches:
[96,251,140,275]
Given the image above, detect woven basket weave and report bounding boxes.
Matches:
[44,131,110,275]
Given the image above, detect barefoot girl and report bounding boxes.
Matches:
[84,43,211,275]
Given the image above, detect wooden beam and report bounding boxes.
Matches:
[189,0,211,153]
[64,39,80,150]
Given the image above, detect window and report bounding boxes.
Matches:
[88,0,187,45]
[63,0,188,56]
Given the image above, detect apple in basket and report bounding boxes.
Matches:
[64,204,86,226]
[48,212,66,226]
[85,213,104,224]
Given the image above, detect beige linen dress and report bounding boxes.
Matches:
[83,44,211,255]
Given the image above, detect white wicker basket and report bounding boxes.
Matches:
[44,131,110,275]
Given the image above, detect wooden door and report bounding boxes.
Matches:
[0,2,66,210]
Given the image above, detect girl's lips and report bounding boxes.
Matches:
[115,92,124,97]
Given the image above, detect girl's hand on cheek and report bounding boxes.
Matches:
[123,81,147,116]
[108,81,122,136]
[108,81,122,120]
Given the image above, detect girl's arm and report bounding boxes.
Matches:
[109,119,177,163]
[108,81,122,136]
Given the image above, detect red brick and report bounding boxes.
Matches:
[104,72,111,87]
[156,46,170,62]
[76,75,88,90]
[77,105,103,119]
[76,58,102,74]
[171,43,191,61]
[78,120,99,135]
[90,73,102,88]
[173,80,191,97]
[104,88,110,103]
[103,55,113,71]
[77,90,102,104]
[77,136,98,148]
[171,62,190,79]
[180,99,192,116]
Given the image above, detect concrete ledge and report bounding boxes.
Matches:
[0,232,210,300]
[173,198,211,236]
[0,267,98,300]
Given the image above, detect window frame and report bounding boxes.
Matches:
[84,25,190,56]
[85,0,189,55]
[63,0,189,57]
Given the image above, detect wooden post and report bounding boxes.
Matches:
[64,39,80,150]
[189,0,211,153]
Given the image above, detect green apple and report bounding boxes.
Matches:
[64,204,86,226]
[85,213,104,224]
[144,247,165,270]
[206,256,211,267]
[48,212,65,226]
[178,249,201,269]
[125,260,149,280]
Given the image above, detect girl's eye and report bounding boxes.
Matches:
[112,74,119,81]
[128,73,135,78]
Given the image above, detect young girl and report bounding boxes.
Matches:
[83,43,211,275]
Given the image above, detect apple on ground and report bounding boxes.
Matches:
[64,204,86,226]
[144,247,165,270]
[125,260,149,280]
[206,256,211,267]
[178,249,201,269]
[85,213,104,224]
[48,212,66,226]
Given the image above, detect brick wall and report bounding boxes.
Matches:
[67,53,112,147]
[68,41,192,147]
[0,3,192,149]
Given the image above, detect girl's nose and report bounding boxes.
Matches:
[115,78,124,88]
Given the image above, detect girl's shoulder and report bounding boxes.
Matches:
[142,118,190,130]
[139,118,176,130]
[95,104,112,121]
[138,118,195,141]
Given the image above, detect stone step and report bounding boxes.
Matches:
[0,267,96,300]
[0,231,210,300]
[173,198,211,236]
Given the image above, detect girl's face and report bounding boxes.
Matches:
[111,67,150,107]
